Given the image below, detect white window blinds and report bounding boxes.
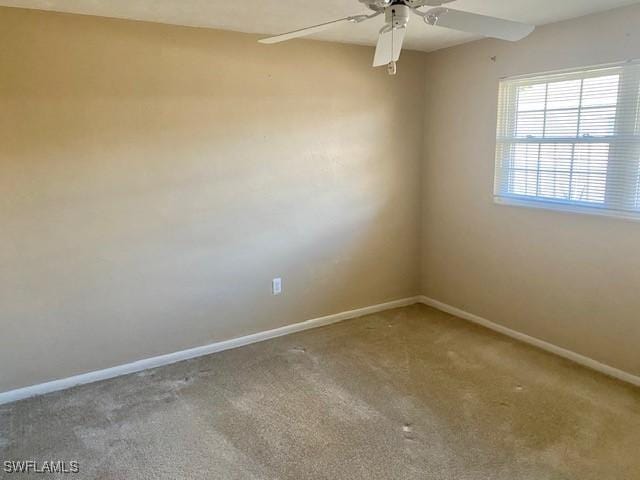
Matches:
[494,60,640,219]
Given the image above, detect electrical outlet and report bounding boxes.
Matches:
[272,277,282,295]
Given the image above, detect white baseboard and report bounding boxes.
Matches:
[3,294,637,405]
[418,295,640,388]
[0,296,421,406]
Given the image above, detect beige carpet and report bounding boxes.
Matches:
[1,304,639,479]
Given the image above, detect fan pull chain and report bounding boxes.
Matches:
[388,8,397,75]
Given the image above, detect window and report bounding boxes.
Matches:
[494,61,640,219]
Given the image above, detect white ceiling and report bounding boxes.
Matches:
[2,0,639,51]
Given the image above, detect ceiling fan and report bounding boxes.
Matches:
[259,0,535,74]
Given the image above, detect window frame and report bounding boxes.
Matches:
[493,60,640,221]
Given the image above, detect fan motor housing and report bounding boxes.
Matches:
[386,4,410,27]
[359,0,454,11]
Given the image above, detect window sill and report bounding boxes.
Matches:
[494,196,640,223]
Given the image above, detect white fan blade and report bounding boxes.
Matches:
[426,7,534,41]
[373,27,406,67]
[259,14,373,44]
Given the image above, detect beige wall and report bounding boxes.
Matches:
[421,4,640,376]
[0,7,426,392]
